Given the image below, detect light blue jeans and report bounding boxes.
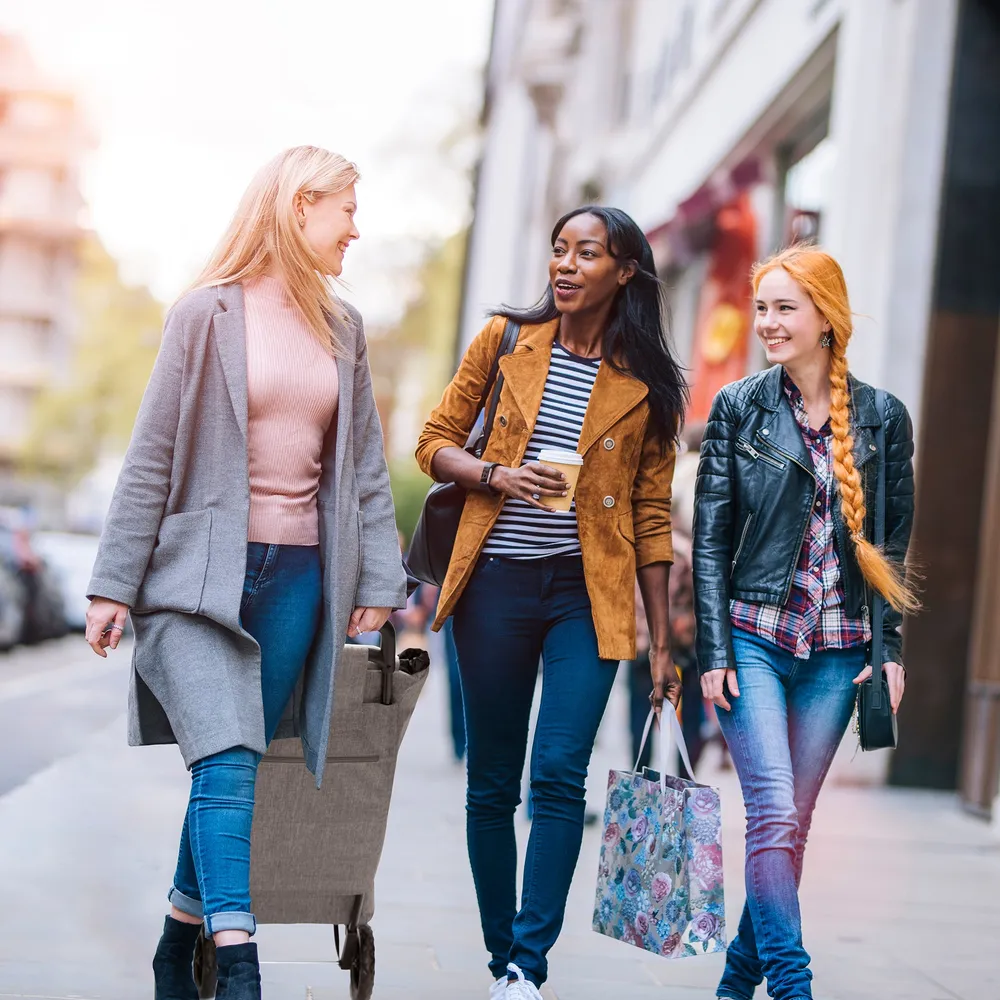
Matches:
[716,628,864,1000]
[168,542,322,935]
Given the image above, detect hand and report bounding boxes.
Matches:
[347,606,392,638]
[701,668,740,712]
[491,462,567,511]
[85,598,129,657]
[853,661,906,714]
[649,647,682,717]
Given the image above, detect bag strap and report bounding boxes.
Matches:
[870,389,888,708]
[479,321,520,451]
[634,706,696,786]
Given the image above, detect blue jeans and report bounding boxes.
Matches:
[168,542,322,935]
[716,628,864,1000]
[451,555,618,986]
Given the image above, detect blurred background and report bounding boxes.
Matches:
[0,1,997,996]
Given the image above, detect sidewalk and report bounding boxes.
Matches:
[0,636,997,999]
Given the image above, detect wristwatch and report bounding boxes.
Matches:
[480,462,501,494]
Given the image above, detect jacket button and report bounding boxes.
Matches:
[499,415,507,427]
[604,437,615,450]
[869,443,876,451]
[762,428,770,436]
[603,496,615,508]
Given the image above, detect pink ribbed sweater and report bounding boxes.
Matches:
[244,275,339,545]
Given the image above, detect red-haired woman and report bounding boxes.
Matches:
[692,246,918,1000]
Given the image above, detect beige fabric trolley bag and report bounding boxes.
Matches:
[193,624,429,999]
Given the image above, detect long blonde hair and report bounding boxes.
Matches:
[192,145,360,356]
[751,246,919,614]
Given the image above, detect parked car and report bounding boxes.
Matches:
[0,562,25,652]
[0,516,69,647]
[31,531,100,633]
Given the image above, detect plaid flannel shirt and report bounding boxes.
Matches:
[730,373,870,659]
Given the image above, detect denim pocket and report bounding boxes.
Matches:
[475,554,504,573]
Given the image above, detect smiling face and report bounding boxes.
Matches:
[548,213,635,316]
[754,266,832,367]
[297,183,359,276]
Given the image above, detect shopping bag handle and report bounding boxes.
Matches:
[633,707,696,787]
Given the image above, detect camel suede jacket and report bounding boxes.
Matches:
[416,316,676,661]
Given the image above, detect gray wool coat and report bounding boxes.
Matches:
[87,282,407,785]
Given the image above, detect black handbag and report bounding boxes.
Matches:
[857,389,898,751]
[406,321,520,587]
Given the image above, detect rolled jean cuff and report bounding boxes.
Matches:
[167,886,204,919]
[204,911,256,936]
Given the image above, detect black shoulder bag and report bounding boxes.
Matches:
[406,321,520,587]
[857,389,897,751]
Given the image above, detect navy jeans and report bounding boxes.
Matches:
[451,555,618,986]
[716,628,864,1000]
[169,542,322,934]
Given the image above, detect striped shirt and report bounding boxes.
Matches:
[482,341,600,559]
[729,372,870,658]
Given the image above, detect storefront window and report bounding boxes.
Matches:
[782,136,836,243]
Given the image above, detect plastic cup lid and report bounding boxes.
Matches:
[537,449,584,465]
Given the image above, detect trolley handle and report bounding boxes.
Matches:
[366,622,396,705]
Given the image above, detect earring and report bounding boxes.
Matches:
[820,333,832,348]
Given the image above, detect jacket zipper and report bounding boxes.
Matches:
[736,437,785,470]
[732,512,754,572]
[759,437,819,604]
[753,435,814,479]
[782,496,817,604]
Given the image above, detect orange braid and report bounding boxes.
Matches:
[752,246,919,614]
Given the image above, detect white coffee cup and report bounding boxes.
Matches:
[536,449,584,511]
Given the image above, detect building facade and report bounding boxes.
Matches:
[459,0,1000,817]
[0,35,87,475]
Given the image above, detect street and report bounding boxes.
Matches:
[0,634,997,1000]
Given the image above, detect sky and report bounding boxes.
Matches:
[0,0,494,323]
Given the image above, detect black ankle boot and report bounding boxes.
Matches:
[152,915,201,1000]
[215,942,261,999]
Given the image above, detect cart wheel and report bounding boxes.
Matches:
[349,923,375,1000]
[193,928,218,999]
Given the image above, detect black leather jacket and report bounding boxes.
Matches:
[692,365,914,674]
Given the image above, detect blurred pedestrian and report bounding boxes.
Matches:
[417,206,687,999]
[442,616,466,762]
[693,246,918,1000]
[627,531,701,772]
[84,146,406,1000]
[627,421,707,773]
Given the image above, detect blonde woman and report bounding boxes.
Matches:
[692,246,918,1000]
[84,146,406,1000]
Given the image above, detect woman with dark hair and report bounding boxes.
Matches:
[417,206,688,999]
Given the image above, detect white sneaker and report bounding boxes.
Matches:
[489,976,508,999]
[504,964,543,1000]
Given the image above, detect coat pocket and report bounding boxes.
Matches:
[357,509,365,583]
[133,510,212,614]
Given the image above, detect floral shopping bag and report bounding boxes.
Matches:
[593,707,726,958]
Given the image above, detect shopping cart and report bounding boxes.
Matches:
[193,623,429,999]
